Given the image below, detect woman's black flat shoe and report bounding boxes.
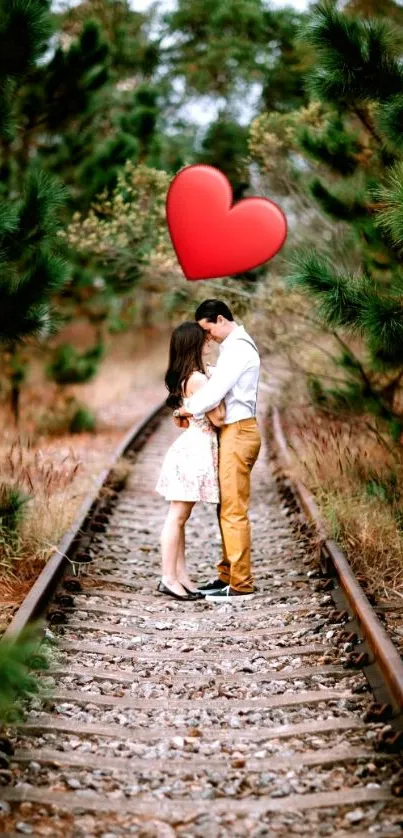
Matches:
[157,581,196,601]
[181,585,205,600]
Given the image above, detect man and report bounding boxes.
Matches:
[177,299,261,602]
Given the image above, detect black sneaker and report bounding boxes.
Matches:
[197,578,228,595]
[206,586,255,602]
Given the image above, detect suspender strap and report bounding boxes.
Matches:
[234,336,260,415]
[236,336,259,354]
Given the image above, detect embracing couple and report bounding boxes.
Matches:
[155,299,261,603]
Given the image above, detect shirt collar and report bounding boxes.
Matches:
[220,323,244,351]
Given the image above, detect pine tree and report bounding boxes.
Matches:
[59,0,159,80]
[196,117,250,200]
[0,1,70,422]
[79,82,161,199]
[18,17,111,209]
[278,2,403,429]
[260,5,312,114]
[163,0,309,113]
[47,2,164,208]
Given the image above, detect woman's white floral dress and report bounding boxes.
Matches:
[155,415,219,503]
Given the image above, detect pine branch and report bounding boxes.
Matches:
[286,249,367,329]
[362,294,403,361]
[363,420,398,458]
[375,161,403,247]
[297,117,362,176]
[17,168,68,247]
[0,0,52,82]
[376,95,403,150]
[353,104,383,146]
[330,329,373,391]
[309,177,368,222]
[379,369,403,403]
[300,4,403,105]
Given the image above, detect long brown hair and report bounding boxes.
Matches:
[165,322,205,409]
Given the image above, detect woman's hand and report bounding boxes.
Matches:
[173,415,189,429]
[175,406,192,418]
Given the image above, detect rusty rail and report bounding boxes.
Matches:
[272,407,403,720]
[3,401,167,641]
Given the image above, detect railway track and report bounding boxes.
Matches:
[0,399,402,837]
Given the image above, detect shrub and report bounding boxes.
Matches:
[0,625,50,726]
[69,406,96,434]
[0,484,30,538]
[47,343,104,385]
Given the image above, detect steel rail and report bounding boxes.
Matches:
[272,406,403,720]
[2,400,167,641]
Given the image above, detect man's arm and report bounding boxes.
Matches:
[182,346,250,416]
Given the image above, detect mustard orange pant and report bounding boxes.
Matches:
[216,418,261,593]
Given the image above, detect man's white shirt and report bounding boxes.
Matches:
[184,324,260,425]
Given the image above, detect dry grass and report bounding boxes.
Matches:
[0,438,81,579]
[284,407,403,599]
[0,327,169,630]
[251,290,403,601]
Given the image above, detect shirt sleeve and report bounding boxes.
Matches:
[184,344,251,415]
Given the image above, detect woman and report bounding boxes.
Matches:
[155,322,225,601]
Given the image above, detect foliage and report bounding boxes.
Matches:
[65,162,176,298]
[77,82,162,201]
[163,0,309,111]
[58,0,159,80]
[0,169,69,346]
[196,118,250,199]
[0,0,52,152]
[287,407,403,597]
[0,1,71,421]
[0,625,49,726]
[69,405,96,434]
[0,483,30,539]
[250,1,403,428]
[47,342,104,385]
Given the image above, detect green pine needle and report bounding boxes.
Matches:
[18,168,68,247]
[309,178,368,221]
[300,4,403,105]
[361,293,403,358]
[0,0,53,81]
[297,118,361,176]
[375,162,403,247]
[286,249,365,329]
[376,95,403,150]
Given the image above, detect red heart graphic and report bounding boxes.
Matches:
[166,164,287,281]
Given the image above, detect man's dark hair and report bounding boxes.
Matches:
[195,299,234,323]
